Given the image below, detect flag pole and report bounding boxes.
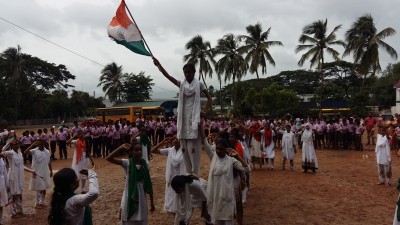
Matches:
[123,1,153,56]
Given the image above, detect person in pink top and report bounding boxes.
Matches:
[20,130,33,164]
[57,126,69,159]
[364,113,377,145]
[49,127,57,160]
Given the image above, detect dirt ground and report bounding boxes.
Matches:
[1,130,399,225]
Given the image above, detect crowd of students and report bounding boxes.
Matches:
[0,52,397,224]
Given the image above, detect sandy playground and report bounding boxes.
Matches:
[1,128,399,225]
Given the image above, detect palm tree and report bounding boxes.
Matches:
[296,19,345,117]
[344,14,398,91]
[296,19,346,76]
[183,35,216,87]
[215,33,247,109]
[98,62,126,103]
[238,23,283,79]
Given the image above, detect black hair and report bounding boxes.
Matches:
[48,168,77,225]
[218,131,230,143]
[170,175,198,193]
[215,138,229,149]
[183,63,196,72]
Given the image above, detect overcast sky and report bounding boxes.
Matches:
[1,0,399,99]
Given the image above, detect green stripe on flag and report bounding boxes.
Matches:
[116,40,151,56]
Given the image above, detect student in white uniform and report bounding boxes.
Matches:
[1,138,35,218]
[24,139,53,208]
[281,124,296,170]
[0,152,8,224]
[153,58,212,176]
[375,126,392,185]
[170,175,211,225]
[151,137,185,213]
[107,142,155,225]
[48,168,99,225]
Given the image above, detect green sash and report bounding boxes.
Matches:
[127,158,153,220]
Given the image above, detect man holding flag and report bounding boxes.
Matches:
[153,58,212,176]
[107,0,212,176]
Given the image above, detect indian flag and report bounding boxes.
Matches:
[107,0,151,56]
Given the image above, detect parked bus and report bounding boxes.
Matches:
[95,106,165,123]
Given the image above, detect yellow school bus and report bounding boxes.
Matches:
[95,106,165,123]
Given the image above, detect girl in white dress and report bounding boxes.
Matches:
[0,155,8,224]
[151,137,185,213]
[1,138,35,218]
[281,124,296,170]
[24,140,53,208]
[301,123,318,173]
[107,142,155,225]
[375,126,392,185]
[67,132,91,193]
[258,123,276,170]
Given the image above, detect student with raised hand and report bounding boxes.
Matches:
[106,142,155,225]
[153,57,212,176]
[67,131,93,194]
[0,137,36,218]
[24,139,53,208]
[48,168,99,225]
[0,148,8,224]
[151,137,185,213]
[199,121,251,225]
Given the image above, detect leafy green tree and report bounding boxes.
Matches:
[270,70,319,94]
[370,62,400,107]
[122,72,154,102]
[46,88,70,119]
[215,33,247,109]
[323,61,361,97]
[344,14,398,91]
[183,35,216,87]
[98,62,126,103]
[22,55,75,89]
[70,90,105,116]
[239,23,283,79]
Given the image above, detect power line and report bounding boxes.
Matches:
[0,16,178,94]
[0,16,105,67]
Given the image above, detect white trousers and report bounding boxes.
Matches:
[181,138,201,175]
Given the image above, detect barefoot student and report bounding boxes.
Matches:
[48,168,99,225]
[24,139,53,208]
[151,137,185,213]
[107,142,155,225]
[67,131,92,193]
[375,126,392,185]
[153,57,212,176]
[0,148,8,224]
[1,137,36,218]
[301,123,318,173]
[281,124,296,170]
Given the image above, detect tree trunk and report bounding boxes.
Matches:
[232,79,236,112]
[318,56,324,119]
[200,72,208,89]
[256,70,260,79]
[219,79,223,118]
